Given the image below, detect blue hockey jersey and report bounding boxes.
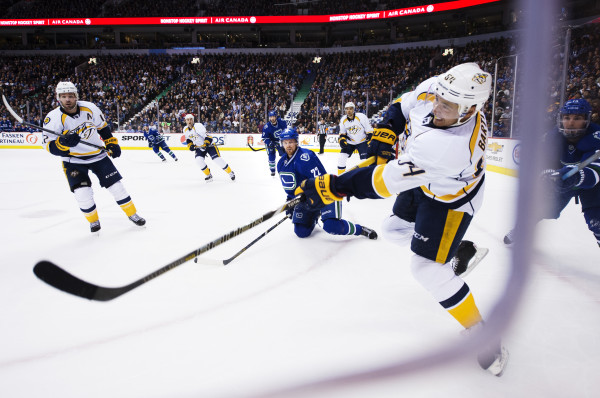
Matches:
[277,146,326,199]
[143,127,165,146]
[261,118,287,147]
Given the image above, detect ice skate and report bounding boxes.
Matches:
[229,171,236,181]
[462,322,509,377]
[270,171,276,177]
[360,226,378,240]
[503,229,515,245]
[128,213,146,226]
[452,240,489,277]
[205,174,214,183]
[90,220,101,233]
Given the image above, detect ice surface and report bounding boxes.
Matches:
[0,149,598,398]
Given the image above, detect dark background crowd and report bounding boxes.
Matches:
[1,2,599,138]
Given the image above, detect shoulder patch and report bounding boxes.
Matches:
[44,117,50,125]
[300,153,310,161]
[593,131,600,140]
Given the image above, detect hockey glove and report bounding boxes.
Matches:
[556,165,599,192]
[57,132,81,148]
[104,137,121,158]
[294,175,345,208]
[339,135,349,150]
[188,142,198,151]
[368,124,397,165]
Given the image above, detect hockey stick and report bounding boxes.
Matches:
[195,214,290,266]
[1,90,106,152]
[561,150,600,179]
[33,195,305,301]
[247,143,266,152]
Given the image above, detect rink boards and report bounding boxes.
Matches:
[0,131,518,176]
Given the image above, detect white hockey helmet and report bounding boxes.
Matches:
[184,113,194,120]
[434,63,491,124]
[344,102,355,109]
[55,81,78,100]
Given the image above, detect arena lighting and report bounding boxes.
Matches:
[88,57,97,65]
[312,57,321,64]
[442,48,454,56]
[0,0,500,27]
[191,57,201,64]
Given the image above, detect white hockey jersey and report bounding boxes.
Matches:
[183,122,213,147]
[338,112,373,144]
[42,100,109,164]
[376,77,488,215]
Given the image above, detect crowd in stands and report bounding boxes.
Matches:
[142,53,307,134]
[1,25,599,139]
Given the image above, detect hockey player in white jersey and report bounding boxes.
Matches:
[337,102,373,174]
[183,114,235,182]
[297,63,508,376]
[42,81,145,233]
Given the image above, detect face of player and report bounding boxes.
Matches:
[345,107,355,118]
[58,93,77,113]
[269,115,277,124]
[561,114,588,142]
[432,95,461,127]
[282,138,298,157]
[185,118,194,128]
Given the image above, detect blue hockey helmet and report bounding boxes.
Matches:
[280,127,298,141]
[268,110,278,118]
[558,98,592,140]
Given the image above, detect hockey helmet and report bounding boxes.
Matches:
[268,110,278,118]
[55,81,78,100]
[558,98,592,140]
[344,102,355,109]
[434,63,491,124]
[280,127,298,141]
[184,113,194,120]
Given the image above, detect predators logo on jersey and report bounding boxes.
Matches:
[472,73,488,85]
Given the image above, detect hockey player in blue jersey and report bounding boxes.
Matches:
[262,110,287,176]
[143,124,178,162]
[504,98,600,247]
[277,127,377,239]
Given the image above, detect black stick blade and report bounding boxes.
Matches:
[34,261,99,300]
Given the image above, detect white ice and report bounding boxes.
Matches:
[0,149,598,398]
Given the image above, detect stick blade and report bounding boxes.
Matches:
[33,260,99,300]
[1,92,24,123]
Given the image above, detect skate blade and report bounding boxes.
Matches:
[461,247,489,278]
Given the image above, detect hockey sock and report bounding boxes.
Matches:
[168,151,177,159]
[269,161,275,173]
[201,166,211,176]
[410,255,482,328]
[213,157,231,174]
[157,153,166,160]
[337,153,349,174]
[107,181,138,217]
[442,285,483,329]
[322,219,359,235]
[74,187,99,223]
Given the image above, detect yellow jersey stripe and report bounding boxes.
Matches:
[70,149,102,156]
[435,209,463,263]
[468,112,481,158]
[417,92,436,102]
[372,165,392,198]
[80,106,92,114]
[421,178,479,202]
[60,113,67,126]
